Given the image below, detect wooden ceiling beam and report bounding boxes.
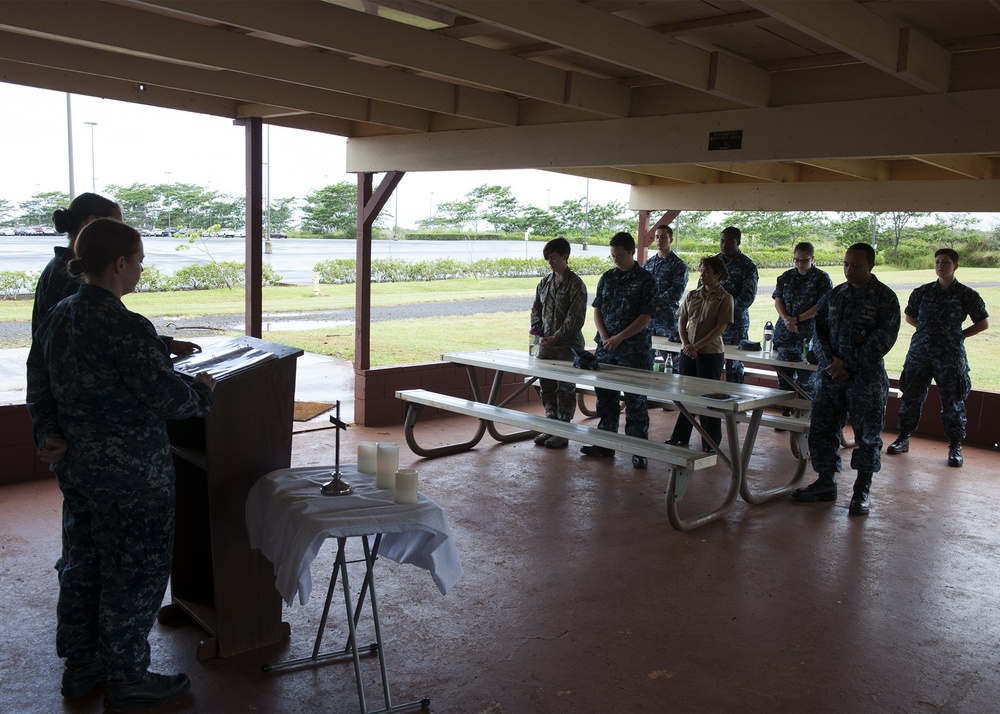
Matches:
[0,29,432,132]
[431,0,771,107]
[143,0,630,118]
[630,179,1000,212]
[0,0,520,124]
[746,0,951,93]
[347,89,1000,172]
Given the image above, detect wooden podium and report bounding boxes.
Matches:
[162,336,303,659]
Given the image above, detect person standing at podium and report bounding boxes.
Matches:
[27,219,216,711]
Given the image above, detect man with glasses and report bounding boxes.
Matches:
[581,232,657,469]
[772,242,833,402]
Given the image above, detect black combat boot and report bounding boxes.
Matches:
[948,439,964,467]
[792,473,837,502]
[886,433,910,455]
[849,472,872,515]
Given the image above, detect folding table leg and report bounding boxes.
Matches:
[262,536,430,714]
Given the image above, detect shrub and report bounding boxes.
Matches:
[0,270,39,300]
[137,264,170,293]
[166,261,282,290]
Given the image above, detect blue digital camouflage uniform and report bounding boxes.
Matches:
[771,265,833,396]
[592,263,656,438]
[530,268,588,422]
[643,251,689,343]
[897,280,988,439]
[32,246,80,335]
[27,284,213,682]
[809,276,900,476]
[716,251,758,383]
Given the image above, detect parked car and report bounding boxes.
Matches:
[161,227,180,236]
[0,227,14,236]
[270,232,288,239]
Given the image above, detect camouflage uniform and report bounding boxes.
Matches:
[32,246,80,335]
[592,264,656,438]
[713,251,758,383]
[644,251,689,343]
[809,276,900,476]
[897,280,988,440]
[771,265,833,396]
[530,268,588,422]
[27,284,213,681]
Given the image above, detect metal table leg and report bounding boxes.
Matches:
[262,535,430,714]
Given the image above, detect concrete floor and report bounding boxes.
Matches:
[3,399,1000,713]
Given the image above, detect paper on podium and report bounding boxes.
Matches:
[173,341,276,380]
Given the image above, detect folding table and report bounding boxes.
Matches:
[246,465,463,714]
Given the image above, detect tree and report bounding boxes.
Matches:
[886,211,929,262]
[470,184,521,233]
[514,205,560,236]
[722,211,824,250]
[268,197,297,233]
[671,210,713,251]
[106,182,160,228]
[300,182,357,236]
[834,212,883,249]
[418,197,476,231]
[549,198,588,235]
[18,191,70,227]
[0,198,14,226]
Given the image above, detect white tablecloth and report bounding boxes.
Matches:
[246,465,463,605]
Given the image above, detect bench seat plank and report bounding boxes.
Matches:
[396,389,716,470]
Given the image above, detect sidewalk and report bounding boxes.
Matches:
[0,336,356,423]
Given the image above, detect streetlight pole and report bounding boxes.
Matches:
[66,94,75,198]
[84,121,97,193]
[164,171,172,229]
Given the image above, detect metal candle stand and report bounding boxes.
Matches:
[321,401,353,496]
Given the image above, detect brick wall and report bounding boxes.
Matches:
[354,361,538,426]
[0,403,49,484]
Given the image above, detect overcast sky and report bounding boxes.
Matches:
[0,82,632,230]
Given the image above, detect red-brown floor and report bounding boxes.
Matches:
[3,406,1000,713]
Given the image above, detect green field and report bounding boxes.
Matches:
[4,267,998,391]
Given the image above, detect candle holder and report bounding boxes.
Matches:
[321,402,353,496]
[376,443,399,489]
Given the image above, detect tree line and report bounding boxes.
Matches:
[2,182,997,267]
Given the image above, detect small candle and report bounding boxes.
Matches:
[394,469,418,504]
[358,442,378,474]
[376,443,399,489]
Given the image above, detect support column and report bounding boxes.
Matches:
[243,118,264,338]
[354,171,405,372]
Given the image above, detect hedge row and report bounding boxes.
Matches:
[313,255,617,283]
[0,262,283,299]
[311,249,849,284]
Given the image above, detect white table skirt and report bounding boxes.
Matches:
[246,465,463,605]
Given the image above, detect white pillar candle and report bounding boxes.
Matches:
[358,442,378,474]
[394,469,418,504]
[375,442,399,489]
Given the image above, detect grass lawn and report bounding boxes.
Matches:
[5,267,999,391]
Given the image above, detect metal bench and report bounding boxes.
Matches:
[396,388,721,531]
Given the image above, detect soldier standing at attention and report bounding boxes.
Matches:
[715,226,758,384]
[792,243,900,516]
[580,231,657,469]
[772,241,833,401]
[529,237,588,449]
[643,224,689,364]
[886,248,989,467]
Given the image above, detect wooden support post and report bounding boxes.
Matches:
[244,118,263,338]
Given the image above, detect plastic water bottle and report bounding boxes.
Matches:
[763,321,774,354]
[653,355,665,372]
[529,326,540,357]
